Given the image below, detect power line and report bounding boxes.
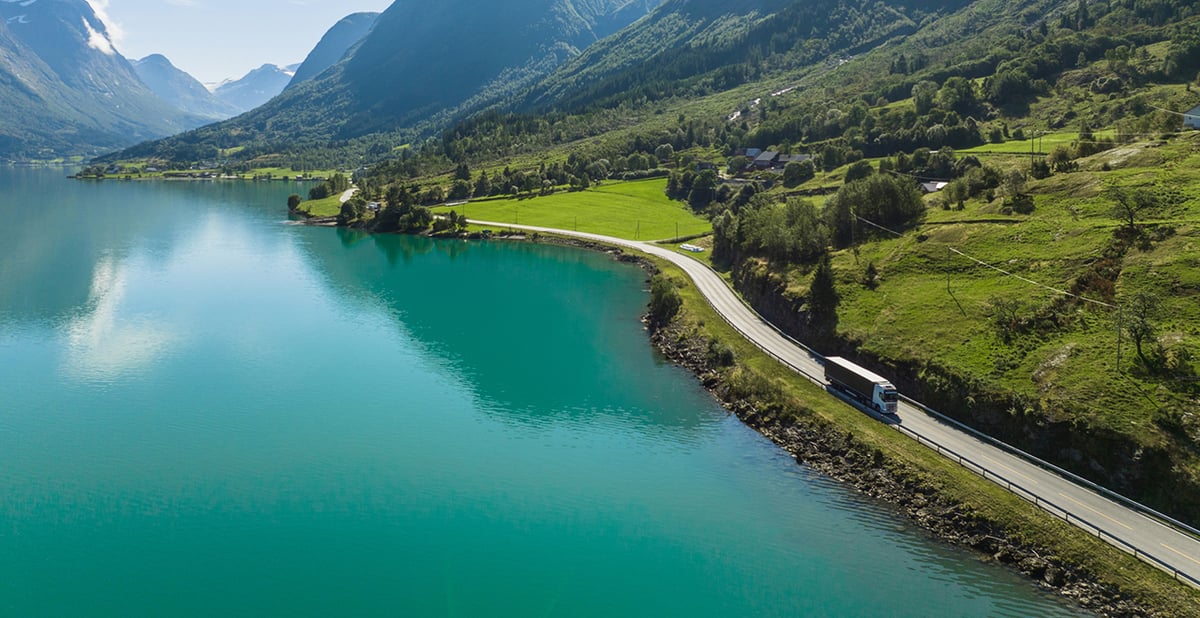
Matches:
[853,214,905,236]
[946,247,1115,308]
[852,213,1116,308]
[1146,103,1193,118]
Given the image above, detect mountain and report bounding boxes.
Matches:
[286,12,378,89]
[213,63,298,113]
[111,0,661,165]
[0,0,206,159]
[522,0,969,113]
[133,54,239,121]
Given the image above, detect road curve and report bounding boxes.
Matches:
[469,218,1200,588]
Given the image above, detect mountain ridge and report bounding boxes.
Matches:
[286,11,378,89]
[0,0,209,158]
[107,0,661,166]
[133,54,240,120]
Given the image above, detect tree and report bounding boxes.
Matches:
[655,144,675,163]
[338,197,366,225]
[287,194,303,211]
[712,209,739,264]
[1108,186,1157,231]
[987,296,1025,344]
[912,80,939,115]
[782,159,811,186]
[309,184,331,200]
[688,169,719,209]
[944,179,969,209]
[1002,170,1027,198]
[473,171,492,198]
[1124,292,1160,363]
[823,174,924,247]
[448,179,472,201]
[937,77,980,116]
[648,275,682,325]
[807,253,839,321]
[843,160,874,184]
[1048,146,1076,173]
[741,198,827,263]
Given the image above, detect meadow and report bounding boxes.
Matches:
[434,178,712,240]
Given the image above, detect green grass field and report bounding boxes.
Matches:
[249,167,342,179]
[296,194,344,217]
[960,130,1118,155]
[435,178,712,240]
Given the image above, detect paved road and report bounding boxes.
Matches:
[469,219,1200,587]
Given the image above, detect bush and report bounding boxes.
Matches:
[707,339,735,367]
[649,275,683,325]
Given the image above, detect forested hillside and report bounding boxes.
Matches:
[107,0,659,168]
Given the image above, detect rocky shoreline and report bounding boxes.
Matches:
[639,274,1160,617]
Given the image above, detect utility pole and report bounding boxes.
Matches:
[1031,129,1036,170]
[636,221,641,240]
[1116,305,1124,373]
[675,222,679,242]
[947,246,952,295]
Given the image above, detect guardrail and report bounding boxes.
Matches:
[511,227,1200,590]
[898,393,1200,542]
[895,422,1200,589]
[677,256,1200,589]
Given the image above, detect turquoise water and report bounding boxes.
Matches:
[0,167,1084,616]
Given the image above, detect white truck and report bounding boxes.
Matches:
[824,356,899,415]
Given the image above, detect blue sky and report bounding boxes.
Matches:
[89,0,394,84]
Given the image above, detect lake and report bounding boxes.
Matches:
[0,167,1084,616]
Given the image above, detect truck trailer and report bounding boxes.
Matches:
[824,356,899,414]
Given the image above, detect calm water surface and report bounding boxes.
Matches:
[0,167,1085,616]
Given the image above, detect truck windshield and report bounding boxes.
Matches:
[883,390,898,402]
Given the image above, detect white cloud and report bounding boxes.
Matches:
[83,0,124,50]
[81,16,116,55]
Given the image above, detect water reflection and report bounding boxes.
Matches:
[63,255,181,381]
[296,230,709,432]
[0,169,306,325]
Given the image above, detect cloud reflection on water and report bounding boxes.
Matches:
[63,255,180,382]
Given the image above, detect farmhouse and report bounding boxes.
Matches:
[753,150,779,169]
[1185,104,1200,130]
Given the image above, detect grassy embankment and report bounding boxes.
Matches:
[813,133,1200,480]
[648,252,1200,616]
[433,178,712,240]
